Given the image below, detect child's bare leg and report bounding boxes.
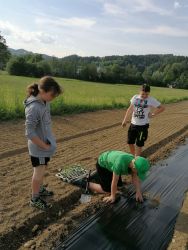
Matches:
[129,144,135,155]
[135,146,142,157]
[32,165,45,199]
[88,182,107,194]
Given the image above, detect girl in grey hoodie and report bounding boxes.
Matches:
[24,76,62,210]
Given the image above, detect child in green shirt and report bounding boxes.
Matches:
[88,150,150,204]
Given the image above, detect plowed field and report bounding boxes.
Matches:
[0,101,188,250]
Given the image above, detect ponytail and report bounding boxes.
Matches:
[27,83,39,97]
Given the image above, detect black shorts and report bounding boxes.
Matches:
[30,156,50,167]
[127,123,149,147]
[96,162,122,192]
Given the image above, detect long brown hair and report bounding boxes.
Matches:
[27,76,62,97]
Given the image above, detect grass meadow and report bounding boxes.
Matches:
[0,72,188,120]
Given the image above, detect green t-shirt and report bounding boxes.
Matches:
[98,150,134,175]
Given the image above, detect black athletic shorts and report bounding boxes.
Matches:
[96,161,122,192]
[30,156,50,167]
[127,123,149,147]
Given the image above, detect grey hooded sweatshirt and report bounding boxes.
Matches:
[24,96,57,157]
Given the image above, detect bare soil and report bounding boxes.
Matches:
[0,101,188,250]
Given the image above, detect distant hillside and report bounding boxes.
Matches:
[9,48,33,56]
[8,48,55,60]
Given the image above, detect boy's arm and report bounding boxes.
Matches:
[149,99,165,117]
[132,172,143,202]
[122,104,134,127]
[103,173,119,203]
[151,105,165,117]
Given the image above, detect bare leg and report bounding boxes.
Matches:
[88,182,107,194]
[129,144,135,155]
[135,146,142,157]
[32,165,45,198]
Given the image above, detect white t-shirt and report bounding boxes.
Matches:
[130,95,161,125]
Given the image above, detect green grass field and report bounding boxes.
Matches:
[0,72,188,120]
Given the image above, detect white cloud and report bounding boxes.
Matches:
[154,26,188,37]
[133,0,171,15]
[118,25,188,37]
[36,17,96,29]
[0,20,55,44]
[35,33,55,44]
[103,3,124,15]
[174,1,181,9]
[0,19,96,57]
[102,0,171,16]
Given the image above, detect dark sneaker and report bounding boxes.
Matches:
[73,178,87,189]
[30,197,52,210]
[72,170,91,191]
[39,186,54,196]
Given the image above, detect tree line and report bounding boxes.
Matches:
[1,33,188,89]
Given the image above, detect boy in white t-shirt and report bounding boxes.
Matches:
[122,84,165,156]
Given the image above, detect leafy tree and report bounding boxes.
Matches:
[0,33,10,69]
[142,66,153,83]
[125,64,140,83]
[111,64,122,82]
[36,61,52,76]
[80,64,97,81]
[6,57,28,76]
[6,56,51,77]
[25,53,43,63]
[163,65,175,84]
[178,72,188,89]
[151,71,164,86]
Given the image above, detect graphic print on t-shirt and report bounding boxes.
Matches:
[134,98,148,119]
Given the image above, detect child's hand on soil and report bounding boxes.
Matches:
[103,195,116,204]
[136,191,143,202]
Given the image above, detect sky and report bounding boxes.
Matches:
[0,0,188,57]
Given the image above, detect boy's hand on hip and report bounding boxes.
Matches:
[136,191,143,202]
[149,112,155,118]
[122,121,127,128]
[103,195,116,204]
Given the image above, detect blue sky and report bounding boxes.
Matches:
[0,0,188,57]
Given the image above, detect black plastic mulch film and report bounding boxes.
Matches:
[56,143,188,250]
